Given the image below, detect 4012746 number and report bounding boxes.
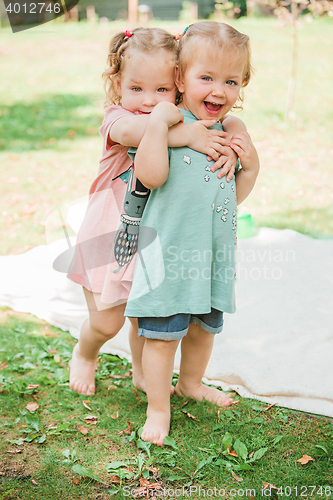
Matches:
[275,486,332,497]
[5,2,61,14]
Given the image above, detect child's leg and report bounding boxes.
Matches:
[141,338,180,445]
[175,323,233,406]
[70,288,126,395]
[129,320,176,396]
[128,317,146,391]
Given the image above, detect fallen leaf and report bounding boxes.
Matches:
[72,476,80,485]
[123,421,135,435]
[85,415,98,421]
[232,400,240,405]
[25,402,39,412]
[47,349,58,354]
[85,420,97,426]
[107,385,117,390]
[45,332,59,338]
[6,449,22,454]
[249,451,254,459]
[110,411,119,419]
[27,384,40,390]
[132,389,141,402]
[111,374,126,379]
[248,494,255,500]
[110,475,120,483]
[0,361,7,370]
[228,448,238,457]
[31,479,38,485]
[231,470,243,482]
[48,425,58,430]
[263,482,279,491]
[180,410,200,421]
[296,454,315,465]
[145,466,160,474]
[180,400,189,407]
[82,401,92,411]
[264,403,277,411]
[76,425,89,435]
[133,480,162,496]
[139,478,150,487]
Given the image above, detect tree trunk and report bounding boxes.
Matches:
[285,0,298,121]
[128,0,138,24]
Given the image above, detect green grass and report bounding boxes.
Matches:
[1,18,333,256]
[1,308,332,499]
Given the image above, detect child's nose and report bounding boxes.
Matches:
[142,93,156,106]
[212,85,225,97]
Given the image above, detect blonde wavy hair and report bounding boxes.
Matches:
[102,27,178,109]
[177,22,252,110]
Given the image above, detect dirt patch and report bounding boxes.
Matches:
[0,444,40,479]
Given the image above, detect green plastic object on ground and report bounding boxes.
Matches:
[237,211,255,238]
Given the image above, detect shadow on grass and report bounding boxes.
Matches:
[0,94,102,152]
[256,205,333,239]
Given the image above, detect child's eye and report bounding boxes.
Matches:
[226,80,237,86]
[132,87,142,92]
[201,76,212,81]
[157,87,168,93]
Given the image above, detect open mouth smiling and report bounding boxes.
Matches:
[204,102,223,114]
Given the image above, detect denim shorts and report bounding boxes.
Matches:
[138,308,224,341]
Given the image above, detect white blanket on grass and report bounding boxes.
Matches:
[0,216,332,417]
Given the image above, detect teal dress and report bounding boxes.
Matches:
[125,109,238,318]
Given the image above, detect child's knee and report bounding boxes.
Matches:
[187,323,212,342]
[90,311,125,340]
[146,338,179,354]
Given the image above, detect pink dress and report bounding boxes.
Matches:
[67,105,137,306]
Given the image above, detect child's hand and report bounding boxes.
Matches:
[150,102,184,129]
[187,119,228,160]
[210,146,239,181]
[229,132,259,173]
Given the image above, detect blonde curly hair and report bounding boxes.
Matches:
[102,27,178,109]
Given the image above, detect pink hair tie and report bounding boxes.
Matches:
[124,30,133,38]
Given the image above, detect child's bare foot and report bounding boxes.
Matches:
[69,344,96,395]
[175,382,233,407]
[132,370,146,393]
[132,371,175,396]
[141,408,170,446]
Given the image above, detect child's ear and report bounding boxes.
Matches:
[175,66,185,93]
[115,75,122,97]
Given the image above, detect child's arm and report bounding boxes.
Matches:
[211,115,247,181]
[134,102,184,190]
[110,114,150,147]
[230,131,260,205]
[109,110,228,160]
